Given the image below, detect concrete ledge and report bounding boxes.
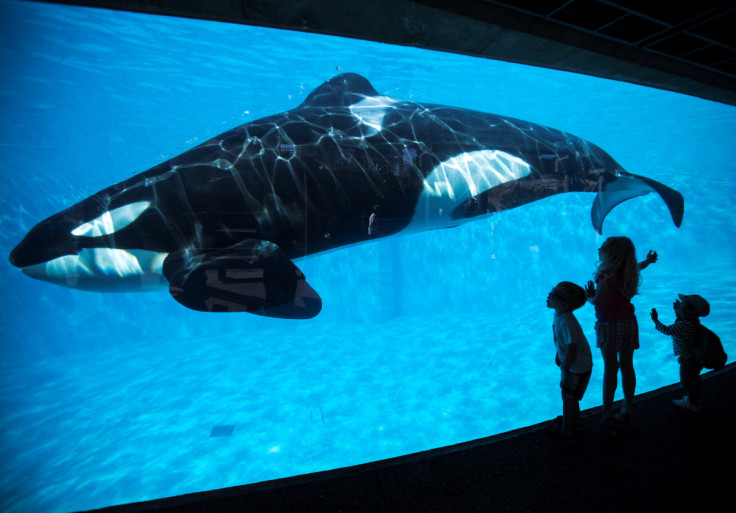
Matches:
[86,362,735,512]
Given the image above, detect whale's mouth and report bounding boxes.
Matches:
[9,229,79,269]
[19,249,169,291]
[9,201,155,269]
[8,245,24,268]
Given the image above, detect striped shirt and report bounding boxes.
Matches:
[654,318,699,357]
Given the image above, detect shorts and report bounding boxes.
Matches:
[595,318,639,350]
[560,369,592,400]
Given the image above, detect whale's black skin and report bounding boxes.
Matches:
[9,73,684,318]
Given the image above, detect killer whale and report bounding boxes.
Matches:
[9,73,684,318]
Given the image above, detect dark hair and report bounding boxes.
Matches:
[556,281,586,311]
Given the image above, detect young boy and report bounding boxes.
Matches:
[650,294,710,412]
[547,281,593,442]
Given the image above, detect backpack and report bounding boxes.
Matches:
[689,324,727,370]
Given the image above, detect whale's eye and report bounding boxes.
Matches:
[72,201,151,237]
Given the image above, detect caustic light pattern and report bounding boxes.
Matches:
[8,73,684,318]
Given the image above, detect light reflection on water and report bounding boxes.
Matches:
[0,1,735,512]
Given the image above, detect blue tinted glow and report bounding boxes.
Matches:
[1,1,735,512]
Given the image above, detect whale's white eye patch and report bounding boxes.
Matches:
[72,201,151,237]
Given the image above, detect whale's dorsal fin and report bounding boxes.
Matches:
[300,73,380,108]
[162,239,322,318]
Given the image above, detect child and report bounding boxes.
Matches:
[547,281,593,443]
[650,294,710,412]
[584,236,658,433]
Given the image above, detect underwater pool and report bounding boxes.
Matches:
[1,1,735,512]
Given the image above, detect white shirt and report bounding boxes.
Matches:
[553,312,593,374]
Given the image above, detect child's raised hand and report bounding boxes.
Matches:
[584,280,596,298]
[646,250,658,264]
[673,299,680,312]
[650,308,658,322]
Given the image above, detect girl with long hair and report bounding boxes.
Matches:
[585,236,658,434]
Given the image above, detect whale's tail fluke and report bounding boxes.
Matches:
[592,171,684,234]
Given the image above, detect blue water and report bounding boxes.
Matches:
[1,1,735,511]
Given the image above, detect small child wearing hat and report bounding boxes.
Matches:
[650,294,711,412]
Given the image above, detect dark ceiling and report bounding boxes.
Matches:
[38,0,736,106]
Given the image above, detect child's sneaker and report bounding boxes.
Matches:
[672,396,703,412]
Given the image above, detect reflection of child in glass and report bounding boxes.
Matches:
[585,236,657,432]
[547,281,593,443]
[651,294,710,412]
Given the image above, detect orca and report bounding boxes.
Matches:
[9,73,684,318]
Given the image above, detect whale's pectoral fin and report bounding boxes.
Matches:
[162,239,322,318]
[592,172,684,234]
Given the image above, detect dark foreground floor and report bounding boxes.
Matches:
[87,363,735,513]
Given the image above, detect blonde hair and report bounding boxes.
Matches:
[595,236,640,299]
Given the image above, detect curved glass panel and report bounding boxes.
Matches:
[1,1,734,512]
